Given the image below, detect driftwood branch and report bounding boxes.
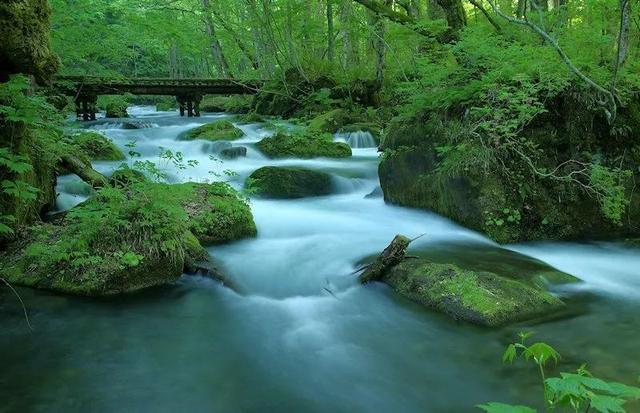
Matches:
[359,234,411,283]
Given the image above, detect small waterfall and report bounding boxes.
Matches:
[90,120,158,130]
[334,131,377,148]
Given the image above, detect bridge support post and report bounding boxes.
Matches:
[177,96,186,117]
[187,100,194,117]
[76,94,97,121]
[194,95,202,117]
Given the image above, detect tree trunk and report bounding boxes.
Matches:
[339,1,358,69]
[327,0,335,64]
[435,0,467,35]
[202,0,232,77]
[59,154,108,189]
[210,8,259,70]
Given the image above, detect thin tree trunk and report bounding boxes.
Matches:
[210,9,259,70]
[327,0,335,64]
[203,0,232,77]
[339,1,357,69]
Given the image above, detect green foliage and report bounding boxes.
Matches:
[589,164,632,225]
[480,333,640,412]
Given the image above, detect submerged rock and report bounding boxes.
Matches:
[220,146,247,159]
[184,120,244,141]
[65,131,125,161]
[360,235,578,327]
[246,166,333,199]
[0,181,257,295]
[256,131,351,159]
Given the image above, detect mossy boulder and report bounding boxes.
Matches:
[246,166,333,198]
[105,101,129,118]
[378,114,640,243]
[0,181,257,295]
[256,132,352,159]
[383,260,571,327]
[65,131,125,161]
[308,109,352,133]
[184,120,244,141]
[360,235,578,327]
[151,181,257,245]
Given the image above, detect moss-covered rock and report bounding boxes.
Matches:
[105,101,129,118]
[0,0,59,83]
[149,182,257,245]
[156,101,176,111]
[359,235,578,326]
[382,259,571,326]
[65,131,125,161]
[0,181,257,295]
[246,166,333,198]
[378,113,640,243]
[183,120,244,141]
[308,109,352,133]
[256,131,352,159]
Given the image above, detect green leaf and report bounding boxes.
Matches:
[502,344,517,364]
[589,394,626,413]
[523,342,560,366]
[477,402,536,413]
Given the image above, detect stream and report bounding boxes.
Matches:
[1,106,639,412]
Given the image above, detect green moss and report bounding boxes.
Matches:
[0,180,256,295]
[383,259,569,327]
[183,120,244,141]
[308,109,351,133]
[109,167,148,187]
[105,98,129,118]
[245,166,333,199]
[256,131,352,159]
[156,101,176,111]
[65,131,125,161]
[0,0,59,83]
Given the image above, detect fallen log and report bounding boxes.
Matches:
[59,153,108,189]
[359,234,411,283]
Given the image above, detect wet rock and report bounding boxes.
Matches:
[220,146,247,159]
[203,141,233,154]
[256,131,351,159]
[360,235,579,327]
[246,166,333,199]
[0,181,257,295]
[105,101,128,118]
[64,131,125,161]
[183,120,244,141]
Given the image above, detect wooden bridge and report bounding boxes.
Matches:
[52,76,263,120]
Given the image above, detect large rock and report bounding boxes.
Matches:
[256,131,351,159]
[65,131,125,161]
[184,120,244,141]
[378,112,640,243]
[246,166,333,198]
[220,146,247,159]
[0,181,257,295]
[360,235,578,327]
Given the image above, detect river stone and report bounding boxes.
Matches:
[380,259,574,326]
[220,146,247,159]
[246,166,333,199]
[256,131,351,159]
[183,120,244,141]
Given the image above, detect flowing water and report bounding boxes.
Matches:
[1,107,639,412]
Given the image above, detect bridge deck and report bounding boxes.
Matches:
[53,76,263,96]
